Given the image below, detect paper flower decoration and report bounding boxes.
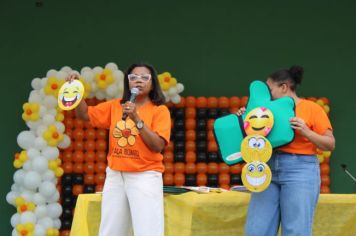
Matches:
[44,77,64,97]
[113,119,139,147]
[43,125,64,146]
[13,151,28,169]
[16,223,34,236]
[95,68,114,90]
[22,103,40,121]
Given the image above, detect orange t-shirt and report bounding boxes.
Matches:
[277,99,332,155]
[88,99,171,172]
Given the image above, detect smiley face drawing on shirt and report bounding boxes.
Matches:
[58,80,84,110]
[113,119,139,147]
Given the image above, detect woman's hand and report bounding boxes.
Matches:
[65,73,79,83]
[235,107,246,116]
[122,102,140,122]
[290,117,311,137]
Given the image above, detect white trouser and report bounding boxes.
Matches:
[99,167,164,236]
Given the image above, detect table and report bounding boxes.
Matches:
[70,192,356,236]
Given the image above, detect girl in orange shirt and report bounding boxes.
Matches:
[69,63,171,236]
[244,66,335,236]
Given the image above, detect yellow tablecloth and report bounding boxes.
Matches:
[70,192,356,236]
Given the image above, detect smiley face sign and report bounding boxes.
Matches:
[241,161,272,192]
[241,135,272,163]
[58,80,84,110]
[244,107,274,136]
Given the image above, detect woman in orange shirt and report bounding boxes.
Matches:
[244,66,335,236]
[69,63,171,236]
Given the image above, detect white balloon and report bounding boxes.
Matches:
[20,190,35,202]
[10,213,21,227]
[6,191,17,205]
[33,193,46,205]
[35,205,48,219]
[40,77,48,88]
[48,191,60,202]
[60,66,72,73]
[27,148,41,160]
[168,87,178,96]
[26,120,41,130]
[42,170,55,182]
[17,131,36,150]
[46,70,57,78]
[56,71,68,80]
[11,183,21,192]
[47,108,57,116]
[57,135,71,149]
[39,106,48,116]
[176,83,184,93]
[93,66,103,74]
[53,219,61,229]
[20,211,37,224]
[31,78,43,90]
[38,217,54,229]
[34,224,46,236]
[54,122,65,133]
[23,171,41,191]
[171,94,181,104]
[113,70,124,81]
[106,84,118,97]
[14,169,25,185]
[34,137,47,150]
[42,114,55,125]
[39,181,56,198]
[105,62,118,71]
[80,66,92,74]
[42,147,59,160]
[12,228,18,236]
[36,125,47,137]
[22,160,32,171]
[95,91,106,100]
[29,90,42,103]
[32,156,48,174]
[82,71,94,82]
[47,203,62,218]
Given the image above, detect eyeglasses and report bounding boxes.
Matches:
[128,74,151,82]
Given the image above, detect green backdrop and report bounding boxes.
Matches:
[1,0,356,234]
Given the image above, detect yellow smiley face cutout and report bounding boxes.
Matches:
[58,80,84,110]
[241,135,272,162]
[244,107,274,136]
[242,161,272,192]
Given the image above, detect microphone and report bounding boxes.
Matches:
[340,164,356,183]
[122,87,139,120]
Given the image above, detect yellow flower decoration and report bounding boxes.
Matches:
[22,103,40,122]
[13,151,28,169]
[113,119,139,147]
[158,72,177,91]
[46,228,59,236]
[48,159,64,177]
[44,77,64,97]
[16,223,34,236]
[95,68,114,90]
[15,197,36,213]
[80,77,92,98]
[43,125,64,147]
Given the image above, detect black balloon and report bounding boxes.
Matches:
[61,219,72,230]
[207,174,219,187]
[174,152,185,162]
[196,152,208,162]
[185,174,197,186]
[61,207,73,220]
[197,108,208,119]
[230,174,242,185]
[208,108,218,119]
[62,196,73,207]
[62,185,72,197]
[196,131,207,141]
[174,119,185,130]
[174,141,185,152]
[61,174,72,186]
[207,152,219,162]
[196,119,207,130]
[73,174,84,185]
[174,108,185,119]
[174,130,185,141]
[84,185,95,193]
[218,108,230,117]
[196,141,207,152]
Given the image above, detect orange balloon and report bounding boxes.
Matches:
[218,96,230,108]
[207,119,215,131]
[197,173,207,186]
[85,151,96,163]
[64,110,75,118]
[164,142,174,152]
[73,141,84,151]
[185,96,196,108]
[163,173,174,185]
[96,151,107,162]
[207,141,218,152]
[95,184,104,192]
[174,97,185,108]
[320,185,330,193]
[84,140,96,152]
[207,130,216,142]
[62,162,73,173]
[73,150,84,163]
[174,173,185,186]
[95,162,107,173]
[207,97,218,108]
[185,163,196,174]
[230,164,242,174]
[185,119,196,130]
[84,162,95,174]
[185,141,196,152]
[61,150,73,163]
[85,128,96,140]
[240,96,249,107]
[219,173,230,185]
[96,129,108,140]
[320,163,330,175]
[196,163,207,174]
[96,139,107,152]
[60,230,71,236]
[321,175,330,186]
[163,151,174,163]
[72,184,83,196]
[229,107,239,113]
[219,163,230,174]
[84,121,93,129]
[73,163,84,173]
[196,97,207,108]
[185,107,196,119]
[73,119,85,129]
[185,151,196,163]
[84,174,95,185]
[95,173,106,185]
[174,163,185,173]
[164,162,174,174]
[207,162,219,174]
[63,118,74,130]
[185,130,196,141]
[229,96,240,108]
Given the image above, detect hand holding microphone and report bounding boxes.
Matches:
[122,87,140,120]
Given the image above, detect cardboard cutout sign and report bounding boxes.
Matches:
[58,80,84,110]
